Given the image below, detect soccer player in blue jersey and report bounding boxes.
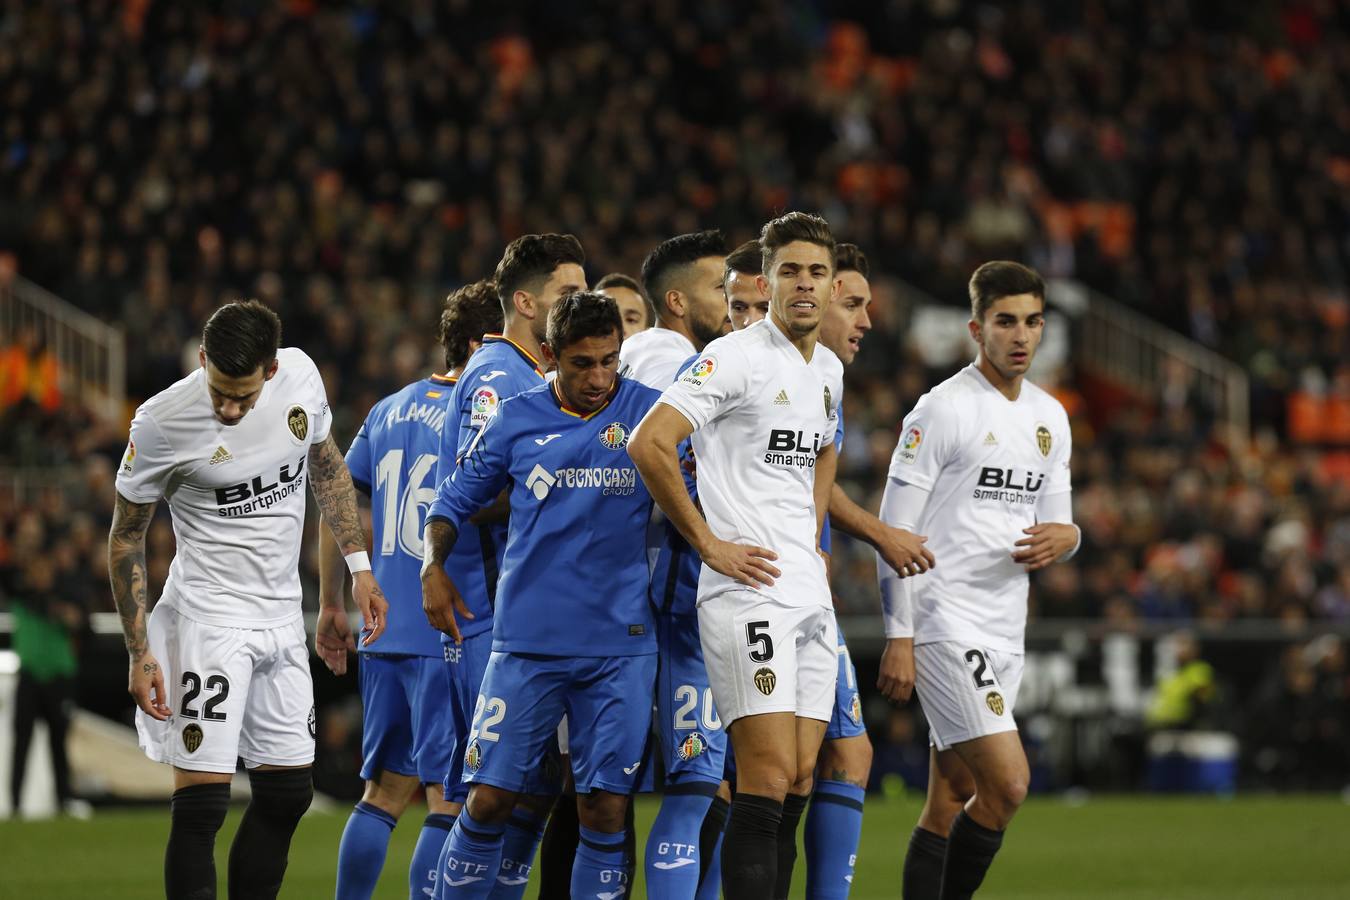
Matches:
[421,291,660,900]
[422,234,586,899]
[319,279,503,900]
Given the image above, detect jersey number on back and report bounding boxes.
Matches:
[374,450,439,558]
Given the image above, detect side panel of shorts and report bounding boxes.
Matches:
[444,631,493,803]
[237,617,315,768]
[564,653,657,795]
[461,652,568,796]
[654,611,727,788]
[824,634,867,741]
[358,654,417,781]
[914,642,1023,751]
[698,593,837,726]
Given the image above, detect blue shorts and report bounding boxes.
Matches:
[358,653,455,785]
[464,652,656,795]
[652,611,726,790]
[825,628,867,741]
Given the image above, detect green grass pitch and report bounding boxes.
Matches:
[2,792,1347,898]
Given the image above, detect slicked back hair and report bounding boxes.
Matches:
[546,290,623,354]
[724,239,762,281]
[640,230,728,320]
[968,261,1045,322]
[493,233,586,318]
[759,212,835,275]
[835,243,870,279]
[202,300,281,377]
[595,272,653,328]
[439,279,504,371]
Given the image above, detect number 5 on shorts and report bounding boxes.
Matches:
[746,621,773,662]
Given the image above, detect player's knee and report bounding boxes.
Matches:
[170,782,231,836]
[994,773,1029,815]
[464,783,517,825]
[816,735,873,787]
[248,767,313,824]
[361,773,418,818]
[576,789,627,833]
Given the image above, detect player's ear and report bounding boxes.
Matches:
[755,273,769,297]
[513,289,533,320]
[664,289,684,319]
[263,358,279,381]
[968,318,982,345]
[540,342,557,367]
[198,346,206,370]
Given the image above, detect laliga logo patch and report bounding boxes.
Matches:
[681,356,716,388]
[897,425,922,464]
[471,387,499,425]
[677,731,708,762]
[286,405,309,442]
[599,422,629,450]
[464,739,483,772]
[182,723,204,754]
[121,440,136,474]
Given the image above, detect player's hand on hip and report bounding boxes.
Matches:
[315,606,356,676]
[129,653,172,721]
[877,637,916,704]
[1012,522,1078,571]
[421,565,472,643]
[352,571,389,646]
[878,525,934,577]
[700,538,780,588]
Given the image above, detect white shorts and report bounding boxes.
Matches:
[915,641,1023,751]
[698,592,837,726]
[136,604,315,774]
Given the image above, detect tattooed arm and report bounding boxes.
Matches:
[109,492,171,720]
[309,435,388,644]
[420,518,471,641]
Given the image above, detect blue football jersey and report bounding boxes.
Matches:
[427,378,660,657]
[820,405,845,554]
[648,353,704,617]
[346,373,458,656]
[435,335,547,641]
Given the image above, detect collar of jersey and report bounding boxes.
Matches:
[429,372,458,385]
[482,334,545,377]
[550,379,620,420]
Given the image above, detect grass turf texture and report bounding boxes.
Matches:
[2,793,1346,899]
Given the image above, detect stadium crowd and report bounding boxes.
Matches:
[2,1,1349,790]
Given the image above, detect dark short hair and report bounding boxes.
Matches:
[724,239,762,280]
[546,290,624,354]
[202,300,281,377]
[640,230,728,319]
[760,212,835,275]
[595,272,653,327]
[493,233,586,318]
[968,261,1045,321]
[835,243,870,279]
[438,279,504,371]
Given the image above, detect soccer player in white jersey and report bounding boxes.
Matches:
[631,211,844,900]
[596,272,653,340]
[619,229,730,387]
[875,262,1079,900]
[109,300,388,900]
[724,239,771,330]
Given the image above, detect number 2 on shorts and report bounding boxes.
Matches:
[964,649,994,689]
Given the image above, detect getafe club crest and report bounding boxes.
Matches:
[464,739,483,771]
[286,405,309,441]
[1035,424,1052,458]
[677,731,708,761]
[599,422,629,450]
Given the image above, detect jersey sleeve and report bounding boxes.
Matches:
[886,393,961,491]
[427,401,513,531]
[656,344,751,432]
[344,418,373,496]
[114,409,176,504]
[1043,406,1073,495]
[298,351,333,444]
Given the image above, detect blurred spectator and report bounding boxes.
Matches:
[1146,632,1218,730]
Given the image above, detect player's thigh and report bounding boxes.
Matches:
[726,711,797,794]
[793,715,829,788]
[565,653,657,795]
[138,606,254,775]
[655,612,727,787]
[913,641,1017,752]
[239,618,315,769]
[917,747,975,834]
[356,653,417,782]
[463,652,568,795]
[698,593,816,726]
[409,654,457,785]
[444,633,492,804]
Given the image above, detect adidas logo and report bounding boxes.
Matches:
[773,389,790,406]
[983,432,998,446]
[209,445,233,465]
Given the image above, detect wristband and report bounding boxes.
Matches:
[344,551,371,574]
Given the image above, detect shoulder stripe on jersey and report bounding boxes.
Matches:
[429,372,459,384]
[550,379,619,420]
[482,334,545,376]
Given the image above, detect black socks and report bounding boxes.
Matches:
[939,810,1004,900]
[166,783,230,900]
[773,791,810,899]
[903,826,949,899]
[721,793,784,900]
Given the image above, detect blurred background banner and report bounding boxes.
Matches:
[1,0,1347,808]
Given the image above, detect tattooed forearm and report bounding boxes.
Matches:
[421,519,458,576]
[108,493,157,660]
[308,435,365,555]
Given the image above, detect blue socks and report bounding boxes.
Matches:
[434,809,506,898]
[573,825,629,899]
[412,813,457,898]
[804,781,866,899]
[491,810,547,898]
[645,790,715,899]
[336,801,397,900]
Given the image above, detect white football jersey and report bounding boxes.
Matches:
[658,318,843,609]
[888,364,1071,652]
[620,327,696,390]
[115,348,332,628]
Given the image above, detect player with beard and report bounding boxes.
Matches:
[631,212,842,900]
[878,262,1078,900]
